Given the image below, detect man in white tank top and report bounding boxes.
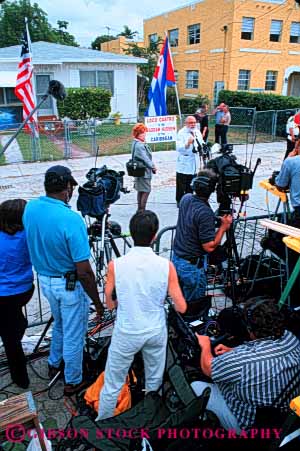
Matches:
[97,211,187,420]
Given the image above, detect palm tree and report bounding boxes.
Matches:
[118,25,138,40]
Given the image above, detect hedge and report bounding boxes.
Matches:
[218,90,300,111]
[166,90,210,115]
[57,87,111,120]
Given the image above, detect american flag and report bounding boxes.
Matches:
[15,24,38,135]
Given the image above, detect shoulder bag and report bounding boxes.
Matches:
[126,142,146,177]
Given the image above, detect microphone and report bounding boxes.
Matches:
[48,80,66,101]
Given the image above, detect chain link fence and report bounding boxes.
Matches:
[0,108,296,165]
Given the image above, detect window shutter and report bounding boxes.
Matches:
[242,18,254,32]
[270,20,282,34]
[291,22,300,36]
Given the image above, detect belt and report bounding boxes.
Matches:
[181,255,204,268]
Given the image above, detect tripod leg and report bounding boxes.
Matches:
[33,316,54,354]
[110,237,121,258]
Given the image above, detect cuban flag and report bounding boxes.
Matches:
[145,36,176,117]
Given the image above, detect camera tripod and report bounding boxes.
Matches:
[87,212,132,292]
[219,197,244,307]
[197,144,211,169]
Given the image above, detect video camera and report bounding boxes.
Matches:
[77,165,129,219]
[207,144,260,212]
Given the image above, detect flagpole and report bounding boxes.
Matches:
[165,31,182,122]
[25,16,39,139]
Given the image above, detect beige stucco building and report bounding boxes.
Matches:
[101,36,144,54]
[143,0,300,103]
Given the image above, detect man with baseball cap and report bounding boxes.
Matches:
[23,165,104,396]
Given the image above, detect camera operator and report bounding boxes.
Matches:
[275,140,300,228]
[97,210,187,420]
[176,116,205,206]
[23,165,104,397]
[172,169,232,302]
[192,297,300,432]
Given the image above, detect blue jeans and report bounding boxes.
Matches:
[39,275,90,384]
[172,253,207,302]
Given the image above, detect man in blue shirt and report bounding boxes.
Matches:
[172,169,232,301]
[276,146,300,227]
[23,165,104,396]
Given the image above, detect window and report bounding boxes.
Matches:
[36,74,52,110]
[169,29,179,47]
[265,70,277,90]
[80,71,114,94]
[290,22,300,43]
[188,24,200,45]
[149,33,158,44]
[270,20,283,42]
[241,17,255,40]
[80,71,96,87]
[174,71,179,83]
[238,69,251,90]
[0,87,20,105]
[186,70,199,89]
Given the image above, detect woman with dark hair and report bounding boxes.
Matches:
[0,199,34,388]
[131,123,157,211]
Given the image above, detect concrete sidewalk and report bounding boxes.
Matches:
[0,141,286,230]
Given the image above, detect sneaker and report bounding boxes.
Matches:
[63,380,89,397]
[48,364,62,380]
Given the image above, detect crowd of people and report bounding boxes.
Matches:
[1,102,300,438]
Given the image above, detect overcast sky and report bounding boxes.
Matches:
[37,0,189,47]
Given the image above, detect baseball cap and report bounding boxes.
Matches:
[294,112,300,125]
[45,165,78,187]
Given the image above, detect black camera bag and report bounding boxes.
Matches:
[126,142,146,177]
[77,180,106,218]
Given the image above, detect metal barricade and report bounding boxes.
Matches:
[153,214,287,297]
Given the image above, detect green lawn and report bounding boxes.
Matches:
[0,120,281,166]
[13,133,63,162]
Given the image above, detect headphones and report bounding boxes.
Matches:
[190,174,217,197]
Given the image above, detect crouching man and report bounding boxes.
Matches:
[192,297,300,433]
[97,210,187,420]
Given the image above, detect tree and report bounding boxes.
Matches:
[90,34,116,50]
[117,25,138,40]
[52,20,79,47]
[0,0,78,48]
[124,38,163,109]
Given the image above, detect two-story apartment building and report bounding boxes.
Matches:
[144,0,300,103]
[101,36,144,54]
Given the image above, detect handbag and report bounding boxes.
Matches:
[126,142,147,177]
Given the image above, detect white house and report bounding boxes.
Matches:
[0,41,147,123]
